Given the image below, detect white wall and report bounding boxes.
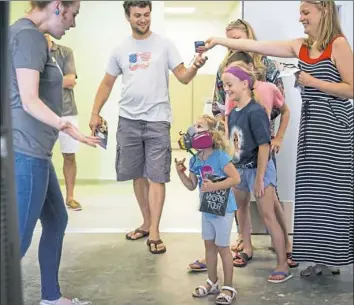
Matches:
[243,0,353,202]
[165,16,228,75]
[336,1,353,48]
[227,1,242,23]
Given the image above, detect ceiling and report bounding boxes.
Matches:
[164,1,239,18]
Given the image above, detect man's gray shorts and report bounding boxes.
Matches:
[115,116,172,183]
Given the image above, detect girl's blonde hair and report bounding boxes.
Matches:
[302,0,343,51]
[224,63,261,106]
[199,115,231,154]
[220,19,265,76]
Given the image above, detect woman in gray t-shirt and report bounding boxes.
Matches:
[9,1,98,305]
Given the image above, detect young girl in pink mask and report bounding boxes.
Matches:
[175,115,240,304]
[223,66,293,283]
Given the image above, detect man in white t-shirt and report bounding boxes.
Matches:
[90,1,207,254]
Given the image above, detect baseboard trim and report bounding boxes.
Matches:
[58,179,123,185]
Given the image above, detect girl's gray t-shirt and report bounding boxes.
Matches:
[9,18,63,159]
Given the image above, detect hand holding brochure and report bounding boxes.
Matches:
[94,117,108,149]
[199,174,230,217]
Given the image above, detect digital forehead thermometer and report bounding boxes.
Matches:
[189,41,206,66]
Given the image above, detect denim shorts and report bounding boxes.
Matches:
[236,159,277,192]
[202,212,234,247]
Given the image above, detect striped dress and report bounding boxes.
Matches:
[292,36,354,266]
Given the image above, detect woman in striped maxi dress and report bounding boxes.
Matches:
[202,0,353,278]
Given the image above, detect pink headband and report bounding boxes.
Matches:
[224,66,254,89]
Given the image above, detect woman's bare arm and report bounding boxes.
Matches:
[207,37,303,59]
[274,103,290,141]
[16,68,61,129]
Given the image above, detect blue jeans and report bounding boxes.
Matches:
[15,152,68,301]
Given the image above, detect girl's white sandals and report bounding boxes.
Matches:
[192,278,220,297]
[215,286,237,304]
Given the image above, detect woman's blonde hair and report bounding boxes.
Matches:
[199,115,231,153]
[302,0,343,51]
[220,19,265,76]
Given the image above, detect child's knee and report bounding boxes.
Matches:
[217,245,231,254]
[205,240,217,250]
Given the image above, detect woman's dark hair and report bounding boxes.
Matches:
[30,1,73,10]
[123,1,152,16]
[226,51,254,67]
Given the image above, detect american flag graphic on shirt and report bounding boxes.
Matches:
[129,52,151,71]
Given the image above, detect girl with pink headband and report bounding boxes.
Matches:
[222,65,294,284]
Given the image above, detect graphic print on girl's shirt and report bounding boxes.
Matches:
[192,164,214,187]
[189,150,237,217]
[230,127,244,163]
[228,99,271,169]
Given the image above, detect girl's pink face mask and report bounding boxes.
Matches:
[177,127,213,151]
[192,131,213,150]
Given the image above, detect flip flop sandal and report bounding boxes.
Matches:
[147,239,166,254]
[315,264,341,275]
[267,271,294,284]
[125,229,149,241]
[188,260,208,272]
[192,278,220,298]
[233,252,253,268]
[328,268,341,275]
[300,265,340,277]
[231,239,244,253]
[286,253,299,268]
[215,286,237,305]
[300,266,316,277]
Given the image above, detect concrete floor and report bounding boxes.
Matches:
[21,159,353,304]
[22,234,354,305]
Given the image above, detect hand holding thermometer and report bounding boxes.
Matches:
[189,41,208,66]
